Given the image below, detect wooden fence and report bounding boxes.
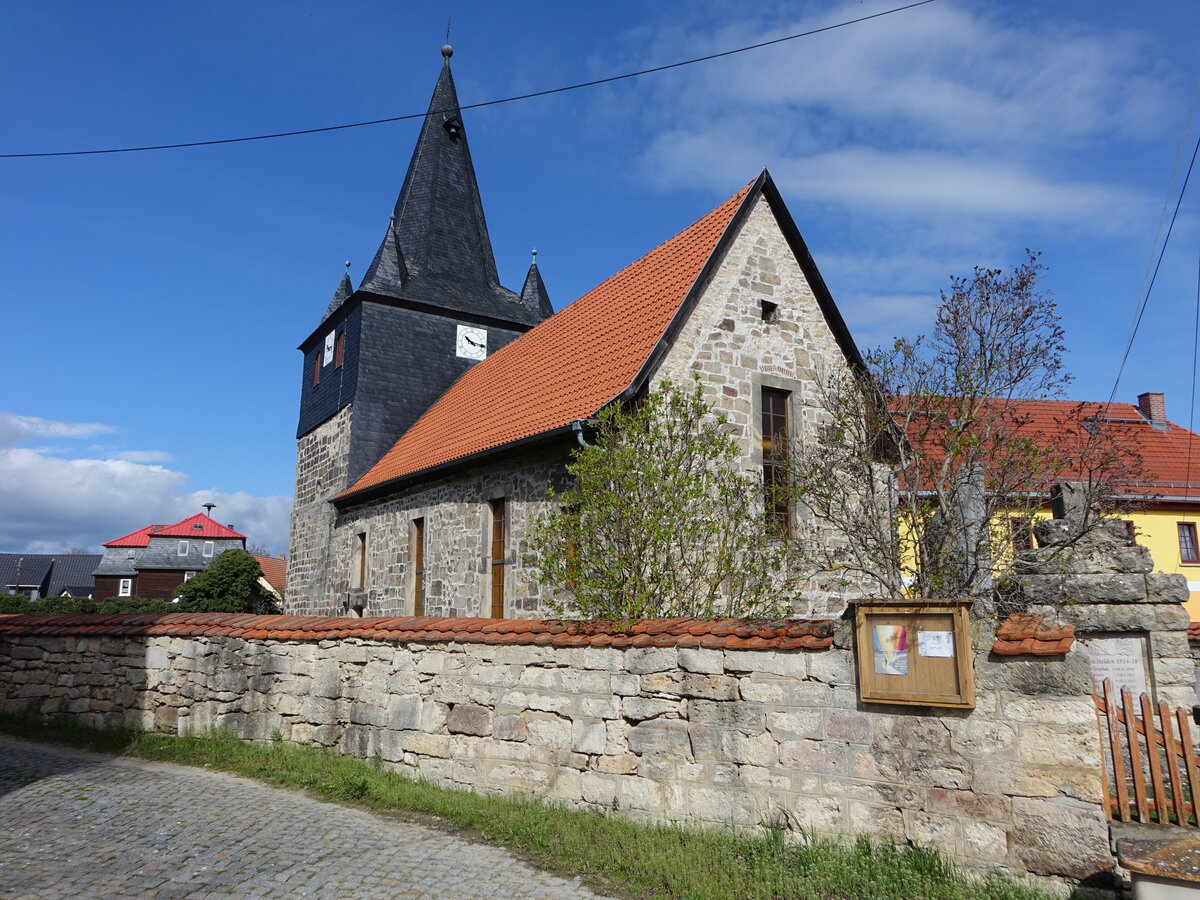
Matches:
[1093,678,1200,826]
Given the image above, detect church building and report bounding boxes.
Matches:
[286,47,865,618]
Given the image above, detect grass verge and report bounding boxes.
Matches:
[0,714,1053,900]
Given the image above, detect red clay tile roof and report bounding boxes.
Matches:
[0,613,835,650]
[992,612,1075,656]
[152,514,245,540]
[103,524,165,548]
[1188,621,1200,642]
[340,181,755,498]
[254,555,287,594]
[902,398,1200,500]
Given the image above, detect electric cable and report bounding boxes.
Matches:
[0,0,936,159]
[1107,129,1200,409]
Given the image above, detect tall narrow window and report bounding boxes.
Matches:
[334,332,345,368]
[352,532,367,589]
[490,499,507,618]
[761,388,791,537]
[312,355,321,387]
[412,518,426,615]
[1179,523,1199,563]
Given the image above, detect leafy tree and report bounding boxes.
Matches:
[175,549,279,614]
[784,251,1142,601]
[532,377,803,621]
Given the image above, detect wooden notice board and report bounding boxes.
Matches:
[854,602,975,708]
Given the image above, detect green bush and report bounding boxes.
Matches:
[0,596,99,615]
[0,594,33,614]
[176,549,279,614]
[95,597,172,614]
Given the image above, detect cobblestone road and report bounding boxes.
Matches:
[0,736,614,899]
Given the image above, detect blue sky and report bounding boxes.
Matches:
[2,0,1198,555]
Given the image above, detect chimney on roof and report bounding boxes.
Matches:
[1137,392,1167,427]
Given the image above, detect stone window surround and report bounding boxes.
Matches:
[750,373,804,537]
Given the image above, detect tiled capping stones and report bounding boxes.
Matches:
[0,614,835,650]
[0,610,1116,884]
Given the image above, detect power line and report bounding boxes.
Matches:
[0,0,937,160]
[1107,128,1200,408]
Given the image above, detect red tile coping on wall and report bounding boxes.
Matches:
[0,613,835,651]
[1188,621,1200,643]
[991,613,1075,656]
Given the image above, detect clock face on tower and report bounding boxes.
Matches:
[456,324,488,360]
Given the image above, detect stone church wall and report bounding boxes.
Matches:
[322,447,569,619]
[287,404,353,614]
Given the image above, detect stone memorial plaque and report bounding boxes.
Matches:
[1085,634,1150,702]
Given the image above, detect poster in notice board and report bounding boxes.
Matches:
[854,603,974,708]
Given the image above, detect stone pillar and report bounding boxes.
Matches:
[1008,519,1194,712]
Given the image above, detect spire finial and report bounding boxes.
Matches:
[389,212,396,226]
[344,260,351,272]
[531,247,538,263]
[442,15,453,61]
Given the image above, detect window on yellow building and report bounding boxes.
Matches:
[1009,517,1033,553]
[1178,523,1198,563]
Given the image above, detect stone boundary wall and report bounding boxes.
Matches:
[0,612,1113,883]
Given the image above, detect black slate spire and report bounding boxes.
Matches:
[323,263,354,320]
[360,216,408,296]
[520,249,553,319]
[354,47,543,326]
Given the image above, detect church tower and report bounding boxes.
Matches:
[287,45,552,612]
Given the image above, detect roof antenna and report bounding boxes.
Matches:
[442,12,453,60]
[202,503,216,516]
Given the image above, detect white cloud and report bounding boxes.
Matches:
[618,2,1167,229]
[0,411,115,447]
[115,449,174,463]
[0,415,291,555]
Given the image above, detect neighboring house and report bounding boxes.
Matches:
[1002,393,1200,617]
[93,513,246,601]
[897,391,1200,614]
[286,47,867,617]
[253,554,287,602]
[0,553,101,600]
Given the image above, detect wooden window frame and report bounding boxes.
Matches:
[412,518,426,615]
[312,355,321,387]
[489,499,508,618]
[1009,517,1033,554]
[761,387,791,538]
[1179,522,1199,564]
[334,331,345,369]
